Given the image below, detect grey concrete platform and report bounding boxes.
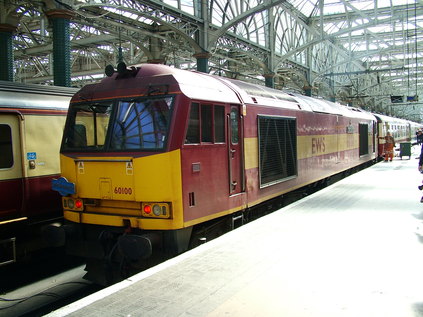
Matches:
[47,150,423,317]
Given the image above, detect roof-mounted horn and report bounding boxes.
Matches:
[105,64,115,77]
[105,62,140,78]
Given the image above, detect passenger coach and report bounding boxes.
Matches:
[374,113,418,159]
[0,81,76,265]
[52,63,377,282]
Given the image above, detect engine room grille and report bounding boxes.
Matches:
[258,116,297,187]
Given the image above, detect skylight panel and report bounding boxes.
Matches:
[286,0,315,17]
[348,0,374,11]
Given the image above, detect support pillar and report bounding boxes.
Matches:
[304,86,313,97]
[265,6,276,90]
[329,73,336,102]
[264,73,275,89]
[0,24,16,81]
[46,9,74,87]
[147,32,165,65]
[193,52,211,73]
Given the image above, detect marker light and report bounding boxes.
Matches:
[144,205,152,214]
[75,199,83,209]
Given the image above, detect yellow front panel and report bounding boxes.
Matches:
[75,158,134,200]
[60,155,77,184]
[60,150,184,230]
[133,150,184,228]
[133,150,182,201]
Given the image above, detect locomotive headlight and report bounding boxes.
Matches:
[153,204,161,216]
[67,199,75,209]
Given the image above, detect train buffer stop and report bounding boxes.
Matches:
[48,146,423,317]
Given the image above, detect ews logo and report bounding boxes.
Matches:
[312,137,326,154]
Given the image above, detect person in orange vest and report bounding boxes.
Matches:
[384,132,395,162]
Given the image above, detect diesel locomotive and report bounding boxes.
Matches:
[49,63,418,283]
[0,81,77,265]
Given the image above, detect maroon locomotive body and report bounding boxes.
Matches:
[53,63,379,282]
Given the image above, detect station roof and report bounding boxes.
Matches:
[6,0,423,121]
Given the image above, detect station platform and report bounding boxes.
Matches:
[48,149,423,317]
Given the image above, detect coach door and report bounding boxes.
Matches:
[228,105,245,195]
[0,114,24,222]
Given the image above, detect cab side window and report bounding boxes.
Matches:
[201,105,212,142]
[186,103,200,144]
[185,103,225,144]
[214,106,225,143]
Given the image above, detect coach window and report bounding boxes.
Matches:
[0,124,13,168]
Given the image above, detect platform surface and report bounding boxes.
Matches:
[48,150,423,317]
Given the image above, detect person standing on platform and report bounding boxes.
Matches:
[415,130,423,160]
[417,130,423,146]
[384,132,395,162]
[418,146,423,202]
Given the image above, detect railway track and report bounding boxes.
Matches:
[0,249,101,317]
